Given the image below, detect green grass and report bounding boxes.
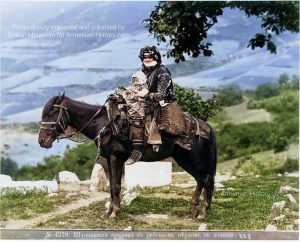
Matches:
[0,189,54,221]
[206,176,299,230]
[217,144,299,175]
[35,176,298,231]
[224,102,272,124]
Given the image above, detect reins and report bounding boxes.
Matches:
[40,100,106,143]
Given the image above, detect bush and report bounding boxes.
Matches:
[15,142,99,181]
[217,84,243,106]
[174,84,222,121]
[0,157,18,179]
[255,83,279,99]
[273,137,288,153]
[217,122,278,161]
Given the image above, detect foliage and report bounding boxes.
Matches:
[273,137,289,153]
[174,84,222,121]
[145,1,299,62]
[247,89,299,141]
[15,142,99,181]
[234,154,298,176]
[254,82,280,99]
[217,84,243,106]
[217,122,279,161]
[278,73,290,87]
[0,157,19,180]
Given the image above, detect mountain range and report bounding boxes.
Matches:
[1,1,299,123]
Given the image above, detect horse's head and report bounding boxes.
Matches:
[38,94,72,148]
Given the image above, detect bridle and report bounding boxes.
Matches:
[39,102,72,141]
[39,100,105,142]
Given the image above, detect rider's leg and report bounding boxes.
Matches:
[125,124,144,165]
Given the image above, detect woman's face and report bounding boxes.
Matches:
[143,56,155,66]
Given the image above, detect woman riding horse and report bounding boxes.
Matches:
[126,45,176,165]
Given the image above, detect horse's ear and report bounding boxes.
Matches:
[58,92,65,102]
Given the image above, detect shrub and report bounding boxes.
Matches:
[217,84,243,106]
[273,137,288,153]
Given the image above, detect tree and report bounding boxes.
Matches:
[145,1,299,62]
[0,157,18,179]
[255,83,279,99]
[174,84,222,121]
[217,85,243,106]
[278,73,289,87]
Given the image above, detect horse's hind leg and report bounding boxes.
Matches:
[190,183,203,218]
[203,174,214,210]
[197,175,214,219]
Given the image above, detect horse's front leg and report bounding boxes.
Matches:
[108,154,124,218]
[102,157,114,218]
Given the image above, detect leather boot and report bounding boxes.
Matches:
[125,124,144,165]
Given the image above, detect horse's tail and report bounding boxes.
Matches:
[208,124,217,178]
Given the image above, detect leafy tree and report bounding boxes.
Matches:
[254,83,279,99]
[217,85,243,106]
[174,84,222,121]
[145,1,299,62]
[278,73,289,87]
[291,75,299,90]
[0,157,19,179]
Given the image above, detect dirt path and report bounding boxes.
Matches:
[3,184,109,229]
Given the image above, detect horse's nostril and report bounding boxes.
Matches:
[39,138,44,144]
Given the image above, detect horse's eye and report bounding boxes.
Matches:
[49,109,58,116]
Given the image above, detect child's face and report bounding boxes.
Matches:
[132,77,141,86]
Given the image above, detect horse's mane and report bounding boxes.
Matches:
[42,95,105,118]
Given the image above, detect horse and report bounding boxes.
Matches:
[38,94,217,218]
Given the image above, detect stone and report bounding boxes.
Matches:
[271,201,286,213]
[0,174,13,183]
[146,214,168,219]
[255,175,260,178]
[121,191,138,205]
[59,171,80,183]
[48,193,58,197]
[215,173,236,183]
[226,187,236,191]
[265,224,277,231]
[215,183,224,188]
[286,225,294,231]
[198,223,207,231]
[123,226,132,230]
[286,194,297,204]
[105,201,110,209]
[89,164,108,191]
[273,215,285,221]
[124,162,172,189]
[277,173,282,177]
[291,211,299,216]
[294,219,299,225]
[280,186,299,194]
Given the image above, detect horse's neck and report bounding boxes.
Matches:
[66,100,108,140]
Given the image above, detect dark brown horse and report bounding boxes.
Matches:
[38,94,217,218]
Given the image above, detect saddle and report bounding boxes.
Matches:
[106,93,211,150]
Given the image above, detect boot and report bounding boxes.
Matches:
[125,124,144,165]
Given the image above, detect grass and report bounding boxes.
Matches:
[224,102,272,124]
[206,176,298,230]
[34,175,298,231]
[0,189,54,221]
[217,144,299,175]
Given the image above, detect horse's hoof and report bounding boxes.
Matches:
[109,212,117,219]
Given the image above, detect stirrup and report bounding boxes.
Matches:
[125,150,142,165]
